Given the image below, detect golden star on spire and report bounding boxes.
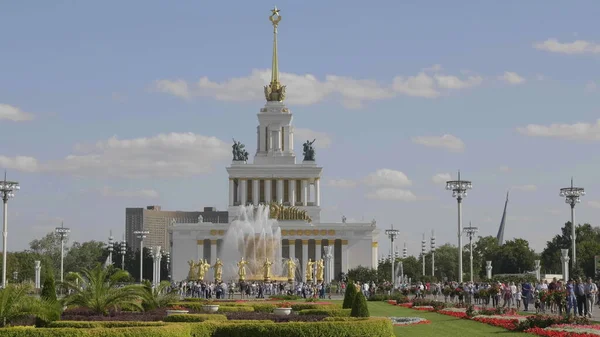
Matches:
[271,7,280,16]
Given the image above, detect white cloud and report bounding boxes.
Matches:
[294,128,332,148]
[0,104,34,122]
[534,39,600,55]
[585,81,597,93]
[588,201,600,209]
[327,179,357,188]
[153,66,483,107]
[0,155,39,172]
[499,72,525,85]
[366,188,417,201]
[412,134,465,152]
[431,173,451,184]
[511,184,537,192]
[100,187,159,198]
[364,169,412,187]
[44,132,230,178]
[517,119,600,141]
[499,166,511,172]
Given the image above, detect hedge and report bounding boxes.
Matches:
[173,303,254,313]
[0,324,192,337]
[290,303,338,311]
[297,309,351,317]
[47,321,167,328]
[163,314,228,322]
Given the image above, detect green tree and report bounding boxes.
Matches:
[141,280,178,311]
[342,282,357,309]
[351,291,370,317]
[40,272,57,302]
[0,284,54,327]
[64,241,106,274]
[541,222,600,277]
[61,265,144,315]
[347,266,378,284]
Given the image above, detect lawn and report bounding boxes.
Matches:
[366,302,531,337]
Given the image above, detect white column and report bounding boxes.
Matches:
[342,241,349,273]
[315,240,321,261]
[289,240,296,260]
[301,180,308,206]
[210,240,218,263]
[315,179,320,207]
[265,180,272,204]
[197,242,204,260]
[534,260,541,281]
[276,179,284,204]
[240,179,247,206]
[289,180,296,206]
[252,179,259,206]
[34,261,41,289]
[228,179,234,206]
[485,261,492,279]
[268,128,273,152]
[561,249,570,282]
[275,130,282,151]
[289,126,294,152]
[302,241,309,282]
[372,242,378,269]
[307,183,312,204]
[283,126,290,152]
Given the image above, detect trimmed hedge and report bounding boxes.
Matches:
[342,283,357,309]
[323,317,370,321]
[173,303,254,313]
[248,304,276,313]
[298,309,351,317]
[290,303,338,311]
[351,291,369,318]
[47,321,167,328]
[0,324,192,337]
[215,306,254,313]
[163,314,228,322]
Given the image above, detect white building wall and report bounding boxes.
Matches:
[347,239,373,270]
[171,235,201,282]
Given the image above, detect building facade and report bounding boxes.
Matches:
[169,8,379,282]
[125,206,228,251]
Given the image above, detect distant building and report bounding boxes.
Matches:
[125,206,227,251]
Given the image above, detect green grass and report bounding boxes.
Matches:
[367,302,531,337]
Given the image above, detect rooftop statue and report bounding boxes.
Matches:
[302,139,316,161]
[232,139,249,162]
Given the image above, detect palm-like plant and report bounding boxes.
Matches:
[0,283,53,327]
[61,264,144,315]
[141,280,179,311]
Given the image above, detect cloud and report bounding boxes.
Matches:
[0,155,39,172]
[499,72,525,85]
[585,81,597,93]
[431,173,451,184]
[412,134,465,152]
[153,66,483,108]
[0,104,34,121]
[366,188,418,201]
[511,184,537,192]
[44,132,230,178]
[100,187,159,198]
[327,179,357,188]
[534,39,600,55]
[294,128,332,148]
[364,169,412,187]
[517,119,600,141]
[588,201,600,209]
[499,166,511,172]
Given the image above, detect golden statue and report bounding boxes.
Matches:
[285,258,296,282]
[237,257,248,281]
[269,202,312,223]
[263,258,273,281]
[306,258,315,282]
[316,259,325,282]
[202,259,211,278]
[213,258,223,283]
[197,259,206,281]
[187,260,196,280]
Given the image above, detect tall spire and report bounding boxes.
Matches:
[264,7,287,102]
[496,190,509,245]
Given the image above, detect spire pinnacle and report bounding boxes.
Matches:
[264,7,287,102]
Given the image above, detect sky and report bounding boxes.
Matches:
[1,1,600,258]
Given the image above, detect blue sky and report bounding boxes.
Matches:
[1,1,600,257]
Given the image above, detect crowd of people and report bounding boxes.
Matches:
[170,280,335,299]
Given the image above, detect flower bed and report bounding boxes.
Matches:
[389,317,431,326]
[438,308,468,319]
[526,324,600,336]
[398,303,413,308]
[472,315,526,330]
[412,306,435,311]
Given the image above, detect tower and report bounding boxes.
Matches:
[226,7,323,223]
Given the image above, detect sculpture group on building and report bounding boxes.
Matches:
[232,139,249,162]
[302,139,316,161]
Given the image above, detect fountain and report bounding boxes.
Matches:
[221,204,288,282]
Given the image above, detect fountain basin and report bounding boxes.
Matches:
[202,305,220,313]
[273,308,292,316]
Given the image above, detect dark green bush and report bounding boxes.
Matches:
[290,303,337,311]
[298,309,351,317]
[342,282,357,309]
[40,273,57,302]
[249,303,275,313]
[323,317,370,321]
[173,303,254,313]
[47,321,167,328]
[350,291,369,318]
[0,324,192,337]
[163,314,228,322]
[216,306,254,313]
[269,295,300,300]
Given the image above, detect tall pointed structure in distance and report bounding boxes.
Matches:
[496,191,509,245]
[264,7,286,102]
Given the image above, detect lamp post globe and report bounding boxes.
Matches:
[560,178,585,267]
[0,174,20,288]
[463,223,479,283]
[445,170,472,283]
[55,222,71,284]
[133,230,150,283]
[384,226,400,291]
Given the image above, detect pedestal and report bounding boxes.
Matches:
[534,260,541,281]
[34,260,41,289]
[485,261,492,280]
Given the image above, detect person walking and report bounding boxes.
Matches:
[575,278,586,317]
[522,281,532,311]
[585,278,597,317]
[567,279,577,316]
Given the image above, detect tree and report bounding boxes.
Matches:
[494,239,536,274]
[40,272,57,302]
[541,222,600,277]
[141,280,178,311]
[342,282,357,309]
[347,266,378,284]
[61,265,144,315]
[29,232,64,273]
[63,241,105,274]
[351,291,370,317]
[0,284,54,327]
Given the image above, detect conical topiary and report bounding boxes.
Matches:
[351,290,370,317]
[342,282,357,309]
[40,272,57,302]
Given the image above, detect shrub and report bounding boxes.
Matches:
[350,291,369,318]
[269,294,300,300]
[173,302,254,313]
[515,314,590,331]
[298,309,351,317]
[290,303,337,311]
[61,308,166,321]
[40,273,57,302]
[0,324,192,337]
[323,317,370,321]
[163,314,227,322]
[249,303,275,313]
[47,321,167,328]
[342,283,357,309]
[225,312,327,322]
[368,293,409,303]
[215,306,254,313]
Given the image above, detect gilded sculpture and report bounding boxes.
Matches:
[306,258,315,282]
[264,7,286,102]
[285,258,296,282]
[187,260,196,281]
[197,259,206,281]
[263,258,273,281]
[316,259,325,282]
[269,202,312,223]
[213,258,223,283]
[202,259,211,278]
[237,257,249,281]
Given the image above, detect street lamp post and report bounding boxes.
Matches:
[166,251,171,280]
[55,222,71,283]
[0,173,19,288]
[107,231,114,265]
[133,230,150,283]
[560,178,585,268]
[385,226,399,291]
[430,230,436,277]
[120,237,127,271]
[463,222,479,283]
[402,243,407,259]
[446,170,472,283]
[421,233,426,276]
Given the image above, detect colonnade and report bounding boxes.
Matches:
[229,178,320,207]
